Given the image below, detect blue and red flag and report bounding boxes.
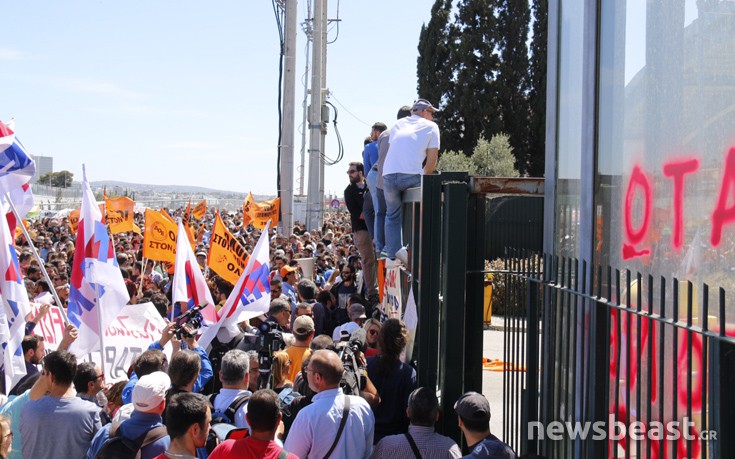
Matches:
[199,221,271,349]
[0,121,35,237]
[68,166,130,356]
[172,219,217,327]
[0,194,32,388]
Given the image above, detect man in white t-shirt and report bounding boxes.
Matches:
[382,98,440,268]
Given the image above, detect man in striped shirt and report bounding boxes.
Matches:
[371,387,461,458]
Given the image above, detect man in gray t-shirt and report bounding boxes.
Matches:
[20,351,101,459]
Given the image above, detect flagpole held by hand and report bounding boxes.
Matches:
[3,192,69,325]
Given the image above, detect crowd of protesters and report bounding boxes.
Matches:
[0,99,519,459]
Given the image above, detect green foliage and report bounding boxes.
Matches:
[38,171,74,187]
[471,134,520,177]
[437,150,477,174]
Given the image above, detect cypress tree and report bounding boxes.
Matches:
[417,0,453,108]
[527,0,547,176]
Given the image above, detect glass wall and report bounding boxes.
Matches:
[554,0,586,259]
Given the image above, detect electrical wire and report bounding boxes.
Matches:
[321,100,344,166]
[272,0,286,204]
[328,92,371,127]
[327,0,340,44]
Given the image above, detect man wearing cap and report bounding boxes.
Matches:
[454,392,516,459]
[280,264,299,311]
[196,251,208,270]
[382,98,440,268]
[285,315,315,381]
[332,302,368,342]
[86,371,171,459]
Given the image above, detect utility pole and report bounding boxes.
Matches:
[279,0,297,236]
[306,0,327,231]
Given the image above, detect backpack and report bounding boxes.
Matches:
[93,420,168,459]
[205,393,251,454]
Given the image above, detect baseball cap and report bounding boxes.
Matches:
[454,391,491,422]
[349,304,367,320]
[280,265,298,278]
[196,251,207,258]
[293,315,315,335]
[411,98,439,113]
[132,371,170,412]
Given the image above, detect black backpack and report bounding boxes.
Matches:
[93,420,168,459]
[205,393,251,454]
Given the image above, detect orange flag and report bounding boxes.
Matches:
[104,196,136,234]
[183,200,192,223]
[245,196,280,230]
[143,208,178,263]
[68,208,81,234]
[242,193,254,227]
[207,212,250,284]
[192,199,206,220]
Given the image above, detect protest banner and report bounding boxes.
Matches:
[104,195,138,234]
[183,200,192,223]
[382,267,403,321]
[143,208,178,263]
[30,302,171,383]
[192,199,206,220]
[245,196,280,230]
[242,193,254,227]
[208,212,250,285]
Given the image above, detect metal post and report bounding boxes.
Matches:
[522,280,540,456]
[306,0,326,231]
[464,192,485,395]
[279,0,298,236]
[417,174,442,389]
[438,180,468,443]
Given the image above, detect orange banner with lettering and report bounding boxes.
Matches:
[192,199,206,220]
[143,208,178,263]
[207,212,250,285]
[245,196,280,230]
[242,193,254,227]
[104,196,137,234]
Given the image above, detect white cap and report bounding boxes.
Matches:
[132,371,170,412]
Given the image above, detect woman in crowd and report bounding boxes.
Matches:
[366,318,418,444]
[0,414,11,459]
[271,351,293,391]
[363,318,382,357]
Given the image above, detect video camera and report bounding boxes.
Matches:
[333,329,367,396]
[172,304,205,340]
[257,321,286,389]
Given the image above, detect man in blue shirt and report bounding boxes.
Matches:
[454,392,516,459]
[363,122,388,243]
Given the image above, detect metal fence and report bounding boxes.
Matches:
[500,250,735,458]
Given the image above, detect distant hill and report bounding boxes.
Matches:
[90,180,243,195]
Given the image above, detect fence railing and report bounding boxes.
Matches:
[500,250,735,458]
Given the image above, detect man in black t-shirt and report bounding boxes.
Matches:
[343,162,380,309]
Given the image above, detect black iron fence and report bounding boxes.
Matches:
[500,250,735,458]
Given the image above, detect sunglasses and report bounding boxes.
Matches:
[347,169,357,174]
[368,329,379,336]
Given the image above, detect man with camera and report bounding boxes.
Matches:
[284,349,375,458]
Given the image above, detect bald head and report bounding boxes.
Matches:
[309,349,344,386]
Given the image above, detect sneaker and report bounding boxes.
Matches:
[385,258,402,269]
[396,247,409,265]
[378,251,389,259]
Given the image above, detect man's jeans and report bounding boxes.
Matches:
[363,187,375,240]
[366,168,386,253]
[383,173,421,258]
[353,229,378,298]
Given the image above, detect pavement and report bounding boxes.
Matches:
[482,328,507,440]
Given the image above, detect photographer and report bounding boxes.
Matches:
[254,299,291,389]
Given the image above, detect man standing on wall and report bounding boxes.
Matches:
[344,162,380,308]
[382,99,440,268]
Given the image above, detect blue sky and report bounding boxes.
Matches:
[1,1,436,197]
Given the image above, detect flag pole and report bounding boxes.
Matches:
[93,281,107,370]
[4,192,69,325]
[138,257,147,297]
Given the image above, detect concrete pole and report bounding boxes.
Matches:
[279,0,297,236]
[318,1,328,218]
[307,0,326,231]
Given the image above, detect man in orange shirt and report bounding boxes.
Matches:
[284,315,314,382]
